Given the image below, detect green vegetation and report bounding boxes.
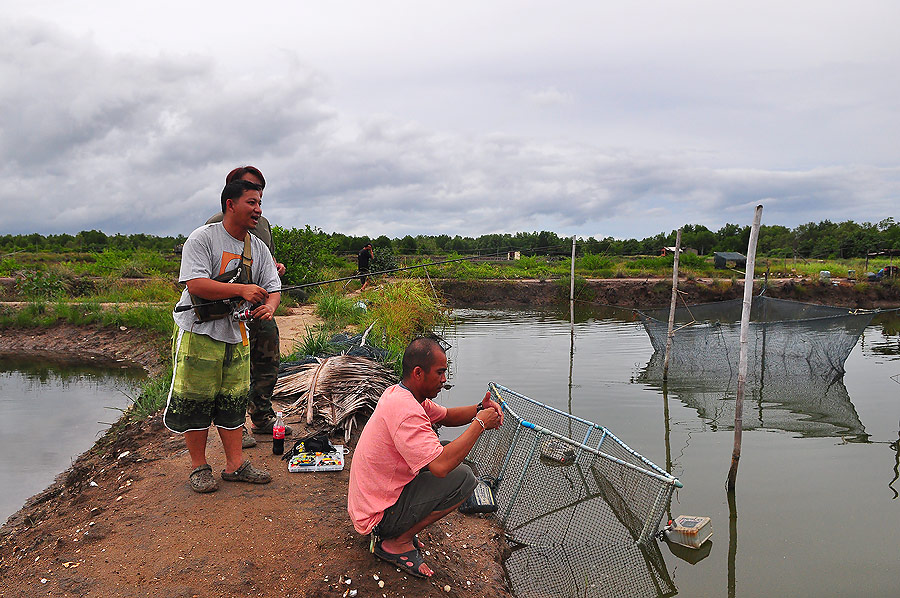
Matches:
[293,279,447,375]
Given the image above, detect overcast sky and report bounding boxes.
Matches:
[2,1,898,241]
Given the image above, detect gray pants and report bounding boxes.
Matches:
[376,464,477,539]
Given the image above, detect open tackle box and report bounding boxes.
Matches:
[287,446,345,473]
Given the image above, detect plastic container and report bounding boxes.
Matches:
[664,515,713,548]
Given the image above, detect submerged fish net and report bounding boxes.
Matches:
[636,296,876,384]
[466,383,680,598]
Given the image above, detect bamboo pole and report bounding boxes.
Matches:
[570,236,576,340]
[726,205,763,491]
[663,228,683,380]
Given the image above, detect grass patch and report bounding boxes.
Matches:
[125,367,173,421]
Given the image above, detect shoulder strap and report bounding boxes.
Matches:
[242,233,253,285]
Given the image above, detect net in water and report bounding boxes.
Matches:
[635,296,876,384]
[466,383,680,598]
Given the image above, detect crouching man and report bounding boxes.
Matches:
[165,179,281,493]
[347,337,503,577]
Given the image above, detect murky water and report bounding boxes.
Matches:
[437,306,900,598]
[0,356,144,523]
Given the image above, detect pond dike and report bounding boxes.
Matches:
[436,277,900,309]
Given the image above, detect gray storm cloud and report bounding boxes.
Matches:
[1,19,896,240]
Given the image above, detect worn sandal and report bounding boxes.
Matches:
[189,464,218,493]
[221,461,271,484]
[373,540,429,578]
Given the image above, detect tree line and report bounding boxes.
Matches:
[3,218,898,260]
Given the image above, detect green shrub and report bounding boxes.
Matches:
[16,270,65,300]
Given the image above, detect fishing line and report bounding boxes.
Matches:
[174,251,511,314]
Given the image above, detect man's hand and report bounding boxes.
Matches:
[275,261,286,277]
[251,303,276,321]
[479,391,504,426]
[238,284,269,305]
[474,405,501,430]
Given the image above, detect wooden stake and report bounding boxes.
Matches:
[726,205,763,491]
[663,228,682,380]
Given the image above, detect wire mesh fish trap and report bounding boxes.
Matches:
[468,383,681,549]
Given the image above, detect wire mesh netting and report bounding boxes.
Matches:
[635,296,876,384]
[466,384,681,597]
[640,352,868,441]
[504,539,676,598]
[468,382,679,564]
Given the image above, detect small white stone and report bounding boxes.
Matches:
[373,574,379,581]
[348,591,358,597]
[378,580,385,588]
[117,451,130,459]
[345,577,352,584]
[40,579,48,584]
[89,481,98,487]
[444,585,451,592]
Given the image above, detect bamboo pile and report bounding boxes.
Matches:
[273,355,397,441]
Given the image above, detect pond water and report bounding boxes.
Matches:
[437,306,900,598]
[0,356,144,524]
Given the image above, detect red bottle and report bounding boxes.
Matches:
[272,411,285,455]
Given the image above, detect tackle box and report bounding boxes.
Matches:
[287,446,345,472]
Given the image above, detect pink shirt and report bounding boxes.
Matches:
[347,384,448,535]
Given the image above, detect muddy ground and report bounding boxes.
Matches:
[0,278,897,597]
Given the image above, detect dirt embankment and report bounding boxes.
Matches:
[0,306,511,598]
[437,277,900,309]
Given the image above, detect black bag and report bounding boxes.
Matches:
[190,233,253,322]
[281,431,336,461]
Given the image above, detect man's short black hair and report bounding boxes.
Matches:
[401,337,446,380]
[220,179,262,213]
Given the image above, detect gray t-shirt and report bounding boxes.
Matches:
[173,223,281,344]
[206,212,274,255]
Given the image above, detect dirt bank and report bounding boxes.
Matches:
[0,306,511,598]
[436,277,900,309]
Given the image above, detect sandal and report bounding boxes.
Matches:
[189,464,218,493]
[221,461,271,484]
[373,540,429,578]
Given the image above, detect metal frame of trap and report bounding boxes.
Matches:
[469,382,683,546]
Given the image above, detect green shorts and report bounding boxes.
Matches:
[164,326,250,433]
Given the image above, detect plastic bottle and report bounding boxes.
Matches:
[272,411,285,455]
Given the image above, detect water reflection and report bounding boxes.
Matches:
[641,352,868,442]
[0,356,143,523]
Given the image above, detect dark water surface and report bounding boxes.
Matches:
[0,356,144,523]
[437,306,900,598]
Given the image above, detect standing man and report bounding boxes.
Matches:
[347,337,503,577]
[357,243,375,291]
[166,179,281,492]
[206,166,291,447]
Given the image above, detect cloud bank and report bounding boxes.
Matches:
[1,14,897,241]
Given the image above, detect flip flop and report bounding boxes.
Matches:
[373,540,429,578]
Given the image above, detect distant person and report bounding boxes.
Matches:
[347,337,503,577]
[167,179,281,492]
[357,243,375,291]
[206,166,291,448]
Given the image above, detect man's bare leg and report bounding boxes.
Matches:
[379,497,467,577]
[184,429,210,469]
[217,426,244,473]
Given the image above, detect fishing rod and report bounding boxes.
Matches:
[174,251,509,314]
